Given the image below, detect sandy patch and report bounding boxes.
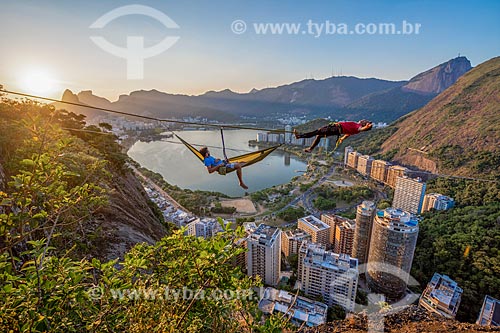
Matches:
[221,198,257,214]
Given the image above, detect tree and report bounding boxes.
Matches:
[327,305,346,321]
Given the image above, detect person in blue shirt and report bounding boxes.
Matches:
[199,147,248,189]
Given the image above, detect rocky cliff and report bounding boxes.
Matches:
[403,56,472,94]
[304,305,500,333]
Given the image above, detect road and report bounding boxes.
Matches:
[276,162,341,217]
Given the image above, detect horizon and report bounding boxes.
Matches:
[0,1,499,100]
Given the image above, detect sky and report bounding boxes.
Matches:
[0,0,499,101]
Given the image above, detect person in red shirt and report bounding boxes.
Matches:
[294,120,373,153]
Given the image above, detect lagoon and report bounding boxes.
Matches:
[127,129,308,197]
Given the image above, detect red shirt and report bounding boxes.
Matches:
[340,121,362,135]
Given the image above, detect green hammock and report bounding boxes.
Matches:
[174,134,281,175]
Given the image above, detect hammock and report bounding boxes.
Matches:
[174,134,281,175]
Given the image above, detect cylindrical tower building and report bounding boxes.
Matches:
[352,201,376,266]
[366,208,419,301]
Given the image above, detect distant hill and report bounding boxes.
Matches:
[344,57,472,123]
[380,56,500,177]
[56,57,472,124]
[57,89,240,123]
[197,76,405,118]
[58,77,403,122]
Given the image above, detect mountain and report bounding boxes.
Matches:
[379,56,499,177]
[403,56,472,94]
[57,57,472,124]
[197,76,405,118]
[58,78,405,122]
[57,89,240,123]
[344,57,472,122]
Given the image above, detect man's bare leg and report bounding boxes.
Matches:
[304,135,322,153]
[235,164,248,189]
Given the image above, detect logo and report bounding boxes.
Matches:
[89,4,180,80]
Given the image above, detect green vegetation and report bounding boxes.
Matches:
[235,217,255,225]
[412,203,500,323]
[378,57,500,177]
[277,206,306,222]
[0,99,120,256]
[313,196,336,210]
[426,178,499,207]
[299,183,314,192]
[430,145,500,178]
[211,202,237,214]
[339,126,398,157]
[314,184,373,204]
[327,305,346,321]
[0,226,292,332]
[250,185,292,203]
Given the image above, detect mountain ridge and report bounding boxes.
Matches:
[58,57,471,124]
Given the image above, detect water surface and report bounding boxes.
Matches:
[128,129,307,197]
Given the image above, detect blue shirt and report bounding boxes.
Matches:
[204,156,224,168]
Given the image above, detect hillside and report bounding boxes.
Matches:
[344,57,472,123]
[380,56,500,177]
[0,98,168,260]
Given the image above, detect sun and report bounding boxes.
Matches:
[19,69,57,95]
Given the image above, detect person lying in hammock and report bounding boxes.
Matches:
[199,146,249,189]
[294,120,373,153]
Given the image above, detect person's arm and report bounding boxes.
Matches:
[338,134,350,143]
[359,123,373,132]
[206,164,222,174]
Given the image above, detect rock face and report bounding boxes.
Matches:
[303,305,500,333]
[86,170,168,261]
[403,56,472,94]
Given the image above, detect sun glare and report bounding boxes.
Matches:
[19,69,57,95]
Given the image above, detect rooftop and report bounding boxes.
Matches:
[250,224,280,245]
[376,208,419,230]
[284,229,311,240]
[258,287,328,327]
[302,243,358,271]
[427,273,463,307]
[299,215,330,231]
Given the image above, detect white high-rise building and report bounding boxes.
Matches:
[187,218,222,238]
[344,146,354,167]
[247,224,282,286]
[281,229,311,257]
[257,132,268,142]
[393,176,427,215]
[285,125,292,143]
[477,295,500,327]
[421,193,455,213]
[298,215,331,246]
[357,155,374,176]
[258,287,328,327]
[298,242,359,311]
